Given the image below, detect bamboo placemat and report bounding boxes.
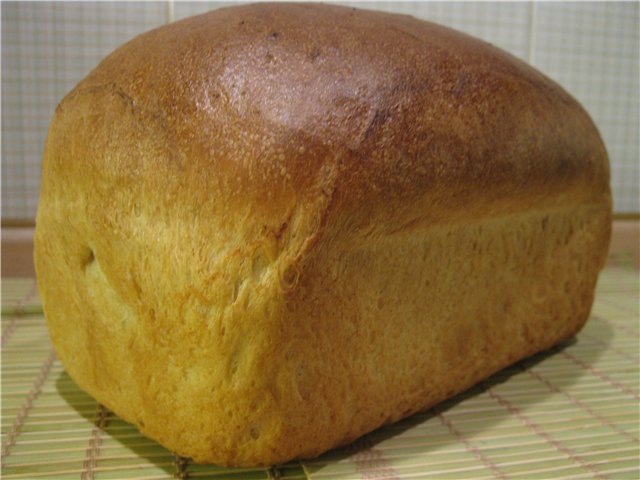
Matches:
[2,265,638,479]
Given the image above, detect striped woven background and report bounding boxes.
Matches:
[1,259,639,479]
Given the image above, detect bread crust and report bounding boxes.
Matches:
[35,3,611,466]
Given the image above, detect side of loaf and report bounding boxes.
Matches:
[34,3,611,466]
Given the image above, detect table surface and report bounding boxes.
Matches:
[1,265,638,480]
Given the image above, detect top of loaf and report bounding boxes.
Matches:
[56,2,609,243]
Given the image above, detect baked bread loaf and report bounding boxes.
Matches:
[35,3,611,467]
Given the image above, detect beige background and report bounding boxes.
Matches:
[2,1,639,220]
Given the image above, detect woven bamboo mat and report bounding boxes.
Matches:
[2,265,638,479]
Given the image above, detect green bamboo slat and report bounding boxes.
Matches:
[1,305,44,316]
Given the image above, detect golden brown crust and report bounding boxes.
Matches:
[71,2,609,232]
[35,3,611,466]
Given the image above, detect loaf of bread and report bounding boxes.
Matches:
[35,3,611,467]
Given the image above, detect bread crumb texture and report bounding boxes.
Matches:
[34,3,611,466]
